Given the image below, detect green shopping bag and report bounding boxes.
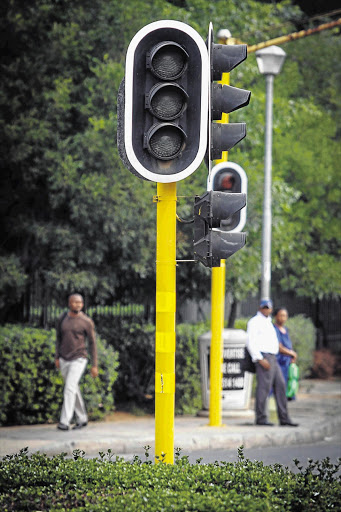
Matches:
[286,362,299,399]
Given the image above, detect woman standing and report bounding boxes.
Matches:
[273,308,298,399]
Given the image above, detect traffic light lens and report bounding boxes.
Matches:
[150,42,188,80]
[149,83,188,120]
[219,173,235,190]
[147,124,186,160]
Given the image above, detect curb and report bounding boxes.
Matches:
[9,416,339,458]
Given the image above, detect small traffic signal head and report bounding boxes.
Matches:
[193,190,246,267]
[117,20,208,183]
[211,43,247,80]
[208,161,248,233]
[207,23,251,166]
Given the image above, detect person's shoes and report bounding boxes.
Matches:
[57,423,69,431]
[280,421,299,427]
[256,421,274,426]
[72,421,88,430]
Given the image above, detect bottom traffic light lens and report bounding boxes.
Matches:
[146,123,186,160]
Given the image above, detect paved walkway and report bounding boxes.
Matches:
[0,379,340,458]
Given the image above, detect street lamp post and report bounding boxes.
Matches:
[256,46,286,301]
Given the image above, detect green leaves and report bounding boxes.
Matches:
[1,447,340,511]
[93,315,204,415]
[1,0,340,313]
[0,324,118,426]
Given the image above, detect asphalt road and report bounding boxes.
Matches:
[114,434,341,472]
[183,435,341,472]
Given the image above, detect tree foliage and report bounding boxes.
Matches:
[0,0,340,317]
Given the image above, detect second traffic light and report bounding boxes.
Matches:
[207,23,251,163]
[207,161,248,233]
[193,191,246,268]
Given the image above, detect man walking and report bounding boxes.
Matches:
[55,294,98,431]
[246,299,298,427]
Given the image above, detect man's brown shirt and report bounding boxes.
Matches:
[55,312,97,366]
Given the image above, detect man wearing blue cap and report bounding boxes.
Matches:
[246,299,298,427]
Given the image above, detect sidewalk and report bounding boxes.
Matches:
[0,379,340,458]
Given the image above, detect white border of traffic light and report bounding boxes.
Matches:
[124,20,209,183]
[207,161,247,233]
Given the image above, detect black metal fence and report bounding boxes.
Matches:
[240,293,341,351]
[25,302,155,330]
[3,277,340,352]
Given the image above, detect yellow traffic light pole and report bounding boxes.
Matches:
[209,61,229,427]
[154,182,177,464]
[209,260,225,426]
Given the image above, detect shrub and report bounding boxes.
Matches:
[94,316,207,414]
[93,315,155,406]
[175,322,207,414]
[234,314,316,378]
[0,447,340,511]
[311,349,338,379]
[234,317,249,331]
[0,324,118,426]
[286,314,316,377]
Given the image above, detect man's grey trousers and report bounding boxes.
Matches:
[255,353,291,424]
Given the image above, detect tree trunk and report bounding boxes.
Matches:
[228,298,238,328]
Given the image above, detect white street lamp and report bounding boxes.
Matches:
[256,45,286,301]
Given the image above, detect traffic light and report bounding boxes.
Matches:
[207,23,251,165]
[117,20,208,183]
[193,190,246,268]
[207,161,247,233]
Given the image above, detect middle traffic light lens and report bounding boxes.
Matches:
[147,123,186,160]
[150,42,189,80]
[149,83,188,120]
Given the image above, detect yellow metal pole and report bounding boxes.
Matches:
[209,260,226,426]
[154,182,177,464]
[247,18,341,53]
[209,63,229,426]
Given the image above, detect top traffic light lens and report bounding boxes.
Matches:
[150,42,189,80]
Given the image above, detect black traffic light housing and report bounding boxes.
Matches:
[207,23,251,167]
[193,191,246,267]
[207,161,247,233]
[117,20,208,183]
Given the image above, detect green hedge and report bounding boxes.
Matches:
[0,324,118,426]
[93,316,155,406]
[286,314,316,377]
[94,316,207,415]
[234,314,316,377]
[0,312,316,426]
[0,447,339,511]
[175,323,207,415]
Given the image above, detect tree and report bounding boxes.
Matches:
[1,0,340,322]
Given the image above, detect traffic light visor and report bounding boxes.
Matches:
[212,44,247,81]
